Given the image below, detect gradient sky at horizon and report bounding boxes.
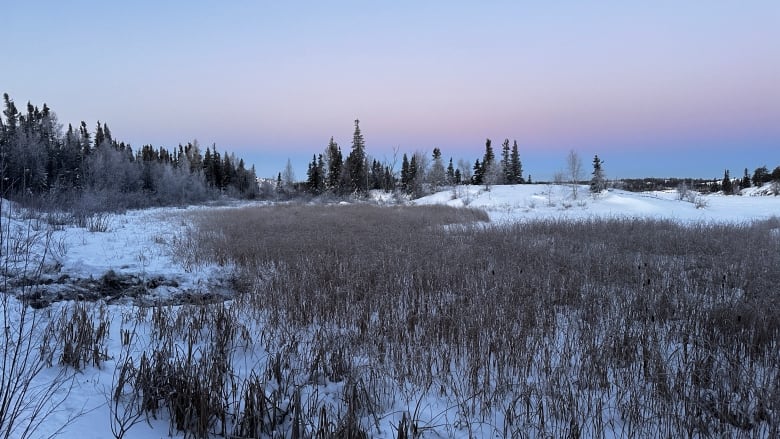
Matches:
[4,1,779,180]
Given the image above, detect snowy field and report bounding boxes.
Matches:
[2,184,779,439]
[413,183,780,224]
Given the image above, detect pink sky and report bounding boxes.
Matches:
[4,1,778,179]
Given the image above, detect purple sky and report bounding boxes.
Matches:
[4,1,779,180]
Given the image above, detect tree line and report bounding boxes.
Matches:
[295,119,529,199]
[715,166,780,195]
[0,93,257,211]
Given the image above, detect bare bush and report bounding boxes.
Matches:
[0,198,81,438]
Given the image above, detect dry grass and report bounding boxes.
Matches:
[149,206,780,437]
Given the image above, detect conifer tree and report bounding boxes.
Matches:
[211,147,223,189]
[501,139,511,184]
[222,152,234,189]
[203,148,213,185]
[510,140,523,183]
[472,159,483,185]
[428,147,446,190]
[325,137,342,191]
[401,153,410,191]
[345,119,367,194]
[479,138,500,186]
[94,121,105,149]
[590,154,606,194]
[722,169,733,194]
[446,158,455,184]
[752,166,770,186]
[408,153,418,195]
[772,166,780,196]
[103,122,113,146]
[772,166,780,181]
[317,154,326,192]
[79,121,91,157]
[741,168,751,188]
[370,159,384,190]
[482,138,494,170]
[306,154,323,194]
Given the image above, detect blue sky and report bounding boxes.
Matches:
[4,1,779,180]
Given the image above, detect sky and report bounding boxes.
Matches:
[4,1,779,180]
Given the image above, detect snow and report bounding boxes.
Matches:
[2,184,779,438]
[413,184,780,224]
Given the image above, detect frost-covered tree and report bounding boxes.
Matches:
[566,150,583,199]
[446,158,455,184]
[282,158,295,190]
[428,147,446,191]
[456,159,471,184]
[0,93,257,206]
[590,154,606,194]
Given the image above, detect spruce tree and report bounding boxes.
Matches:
[510,140,523,183]
[94,121,105,149]
[590,154,606,194]
[306,154,321,194]
[472,159,483,185]
[325,137,342,191]
[345,119,367,194]
[428,147,446,190]
[480,138,499,186]
[370,159,383,190]
[741,168,751,188]
[316,154,326,192]
[482,138,494,170]
[446,158,455,184]
[79,121,91,157]
[722,169,733,194]
[203,148,213,185]
[501,139,511,184]
[401,153,410,191]
[408,153,418,195]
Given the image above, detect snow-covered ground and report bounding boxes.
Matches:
[413,183,780,224]
[2,184,779,438]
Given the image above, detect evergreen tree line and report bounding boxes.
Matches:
[611,164,780,194]
[302,120,528,199]
[0,93,257,211]
[302,120,391,196]
[714,166,780,195]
